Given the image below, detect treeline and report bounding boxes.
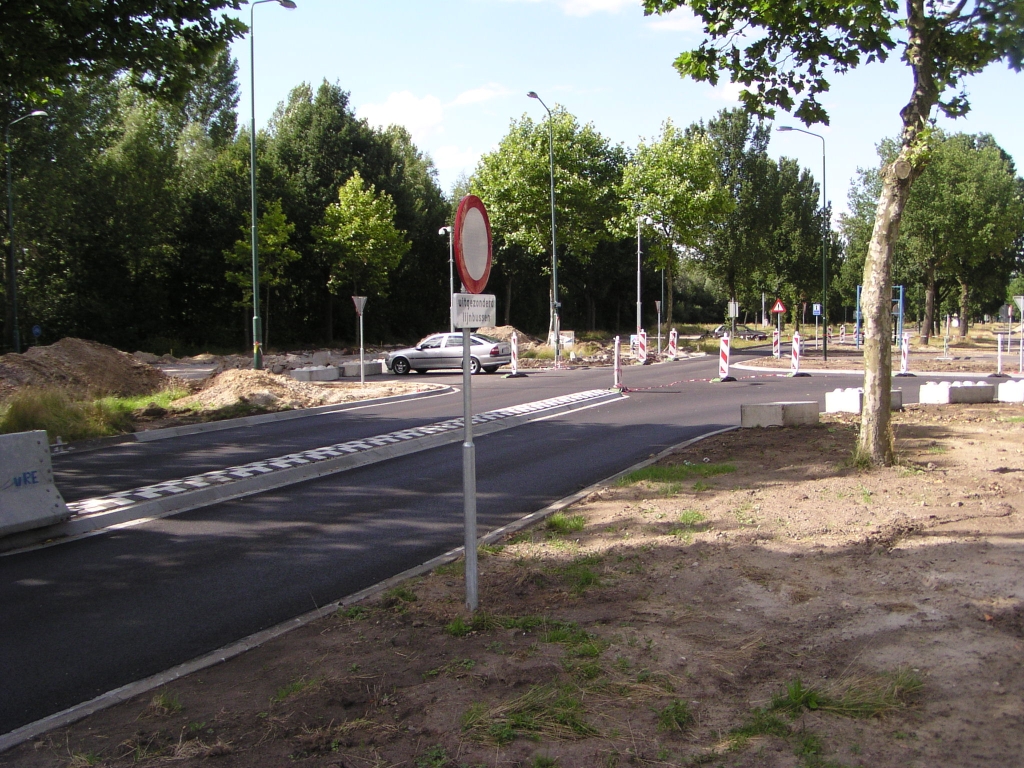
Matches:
[5,52,1021,354]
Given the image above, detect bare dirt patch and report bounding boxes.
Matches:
[4,404,1023,768]
[0,339,167,401]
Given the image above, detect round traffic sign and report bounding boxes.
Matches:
[453,195,492,295]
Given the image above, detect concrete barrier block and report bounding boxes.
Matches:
[998,379,1024,403]
[290,365,339,382]
[920,380,995,405]
[1,431,71,537]
[825,388,903,413]
[341,361,383,377]
[741,401,819,428]
[311,350,330,366]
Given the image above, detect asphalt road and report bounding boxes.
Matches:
[0,353,944,736]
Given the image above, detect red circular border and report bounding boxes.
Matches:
[453,195,492,295]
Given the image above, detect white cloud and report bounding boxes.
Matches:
[710,81,745,103]
[451,83,513,107]
[357,91,444,142]
[645,8,702,33]
[432,145,482,172]
[500,0,635,16]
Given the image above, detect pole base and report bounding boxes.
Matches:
[503,372,529,378]
[895,372,916,377]
[987,372,1009,378]
[712,376,737,383]
[787,372,811,378]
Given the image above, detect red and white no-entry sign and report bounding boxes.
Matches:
[453,195,492,295]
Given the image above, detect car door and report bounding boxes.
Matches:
[441,333,466,368]
[411,334,446,369]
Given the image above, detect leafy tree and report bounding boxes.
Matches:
[644,0,1024,465]
[313,172,410,343]
[471,108,625,334]
[618,119,732,324]
[0,0,245,111]
[225,200,300,349]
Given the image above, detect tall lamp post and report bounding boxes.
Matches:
[777,125,828,361]
[636,216,643,338]
[439,226,454,332]
[527,91,560,367]
[6,109,47,354]
[249,0,296,370]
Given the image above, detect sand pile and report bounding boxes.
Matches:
[173,369,441,411]
[0,338,167,401]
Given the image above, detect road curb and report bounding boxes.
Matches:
[0,422,735,752]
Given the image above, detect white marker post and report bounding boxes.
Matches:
[352,296,367,385]
[452,195,494,613]
[716,334,735,382]
[613,335,622,389]
[667,328,678,360]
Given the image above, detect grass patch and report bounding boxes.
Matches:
[271,676,323,703]
[617,462,735,486]
[462,684,598,745]
[554,554,603,594]
[656,700,693,732]
[520,346,555,360]
[381,586,417,608]
[146,691,183,717]
[546,512,586,535]
[769,668,923,718]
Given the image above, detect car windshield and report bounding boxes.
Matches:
[474,334,500,344]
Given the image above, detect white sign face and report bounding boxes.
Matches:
[1015,295,1024,314]
[452,293,496,329]
[812,303,822,316]
[461,207,489,281]
[352,296,367,315]
[728,300,739,318]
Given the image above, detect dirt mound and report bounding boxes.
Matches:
[0,338,167,401]
[173,368,439,411]
[478,325,542,344]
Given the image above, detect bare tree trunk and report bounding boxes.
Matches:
[921,263,936,344]
[958,280,970,338]
[325,292,333,345]
[504,278,512,326]
[665,258,674,327]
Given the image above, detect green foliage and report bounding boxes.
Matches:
[461,684,598,745]
[314,171,411,298]
[414,745,450,768]
[545,512,586,534]
[0,388,133,441]
[617,462,735,485]
[656,699,693,731]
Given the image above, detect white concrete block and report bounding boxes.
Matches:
[919,380,995,405]
[741,401,819,428]
[997,379,1024,403]
[1,431,71,537]
[825,388,903,414]
[341,361,383,377]
[290,365,339,382]
[311,351,330,366]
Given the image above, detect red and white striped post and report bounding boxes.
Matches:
[840,324,846,344]
[997,333,1004,375]
[717,334,735,381]
[613,335,622,389]
[638,329,647,364]
[900,332,910,375]
[667,328,678,360]
[510,331,519,375]
[772,328,780,358]
[791,330,802,375]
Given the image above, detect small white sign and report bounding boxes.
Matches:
[812,303,821,317]
[452,293,496,329]
[728,300,739,318]
[1014,295,1024,314]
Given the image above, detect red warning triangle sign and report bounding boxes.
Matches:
[770,299,787,314]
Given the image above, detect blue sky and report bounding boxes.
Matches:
[229,0,1023,221]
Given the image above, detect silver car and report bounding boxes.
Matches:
[385,332,511,375]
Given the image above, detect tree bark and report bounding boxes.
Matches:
[504,277,512,326]
[921,263,936,344]
[958,280,970,338]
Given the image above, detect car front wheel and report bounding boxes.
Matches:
[469,357,481,375]
[391,357,411,375]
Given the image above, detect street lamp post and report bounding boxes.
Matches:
[777,125,828,361]
[636,216,643,338]
[439,226,454,332]
[5,109,47,354]
[249,0,296,370]
[527,91,560,367]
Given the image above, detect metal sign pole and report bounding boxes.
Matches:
[462,325,477,612]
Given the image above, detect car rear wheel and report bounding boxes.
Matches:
[469,357,481,375]
[391,357,410,375]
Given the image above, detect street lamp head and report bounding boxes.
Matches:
[278,0,297,7]
[777,125,794,132]
[28,110,47,118]
[527,91,539,99]
[438,226,451,235]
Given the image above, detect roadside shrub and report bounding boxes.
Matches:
[0,388,131,442]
